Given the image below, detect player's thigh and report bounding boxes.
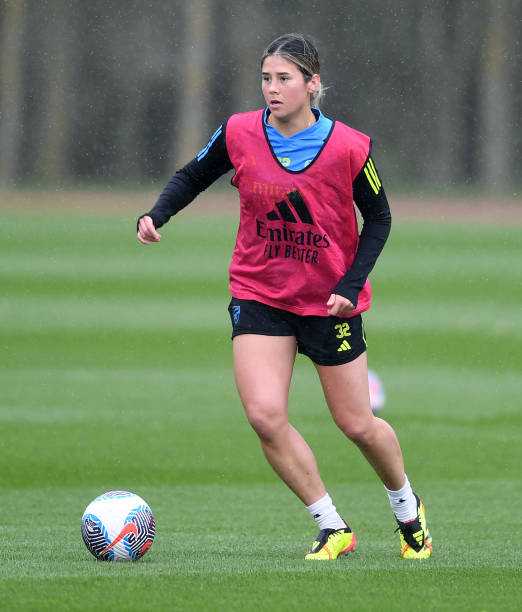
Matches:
[233,334,297,421]
[315,351,373,431]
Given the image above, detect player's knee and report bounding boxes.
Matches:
[245,400,286,440]
[334,415,375,445]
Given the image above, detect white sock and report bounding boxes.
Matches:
[306,493,346,530]
[385,475,418,522]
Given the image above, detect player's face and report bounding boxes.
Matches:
[261,56,318,127]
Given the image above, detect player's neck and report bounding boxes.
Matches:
[267,107,316,138]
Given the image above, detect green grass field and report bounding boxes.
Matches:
[1,199,521,611]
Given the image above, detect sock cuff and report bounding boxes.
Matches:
[384,475,410,497]
[306,492,332,516]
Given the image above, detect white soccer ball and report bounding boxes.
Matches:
[368,369,386,414]
[81,491,155,561]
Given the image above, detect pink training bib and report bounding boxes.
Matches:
[226,109,372,317]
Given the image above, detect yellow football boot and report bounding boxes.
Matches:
[305,525,356,560]
[396,493,433,559]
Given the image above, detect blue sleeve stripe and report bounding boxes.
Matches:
[197,125,223,161]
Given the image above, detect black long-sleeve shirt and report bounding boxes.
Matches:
[141,120,391,308]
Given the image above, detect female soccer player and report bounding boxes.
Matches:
[137,33,432,560]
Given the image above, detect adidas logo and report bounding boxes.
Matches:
[413,530,424,546]
[266,190,314,224]
[337,340,352,352]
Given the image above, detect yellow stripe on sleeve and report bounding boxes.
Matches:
[367,157,381,189]
[364,167,379,194]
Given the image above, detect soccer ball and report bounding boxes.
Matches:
[81,491,155,561]
[368,369,386,414]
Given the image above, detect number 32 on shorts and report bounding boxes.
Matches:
[334,322,351,338]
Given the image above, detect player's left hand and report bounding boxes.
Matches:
[327,293,355,316]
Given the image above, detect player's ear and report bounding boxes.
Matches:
[308,74,320,96]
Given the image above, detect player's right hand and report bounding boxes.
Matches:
[137,215,161,245]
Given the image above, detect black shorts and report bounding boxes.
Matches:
[228,298,367,366]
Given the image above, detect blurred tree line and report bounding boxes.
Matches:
[0,0,520,193]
